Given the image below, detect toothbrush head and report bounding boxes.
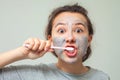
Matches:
[65,47,74,51]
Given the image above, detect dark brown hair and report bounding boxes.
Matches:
[45,3,94,62]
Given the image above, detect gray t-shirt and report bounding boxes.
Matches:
[0,63,110,80]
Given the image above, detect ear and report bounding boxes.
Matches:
[47,35,52,40]
[88,35,92,46]
[47,35,53,46]
[47,35,53,44]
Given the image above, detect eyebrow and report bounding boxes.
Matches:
[53,21,87,28]
[74,22,87,28]
[54,22,66,28]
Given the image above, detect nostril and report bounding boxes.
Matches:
[66,38,75,43]
[66,33,75,43]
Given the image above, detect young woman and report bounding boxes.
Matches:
[0,4,110,80]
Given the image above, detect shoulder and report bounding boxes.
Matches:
[0,63,55,72]
[3,63,50,70]
[0,63,52,79]
[86,67,110,80]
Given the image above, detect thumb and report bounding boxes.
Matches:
[47,48,54,53]
[22,43,31,55]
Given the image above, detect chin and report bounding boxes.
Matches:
[63,58,78,64]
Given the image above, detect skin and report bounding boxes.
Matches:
[51,12,90,63]
[0,38,52,68]
[53,36,88,63]
[50,12,92,74]
[0,12,92,75]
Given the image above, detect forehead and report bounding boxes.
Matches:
[53,12,87,25]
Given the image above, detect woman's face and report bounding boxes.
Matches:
[51,12,92,63]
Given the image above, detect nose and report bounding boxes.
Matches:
[66,33,75,43]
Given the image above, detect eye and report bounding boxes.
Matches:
[74,28,83,33]
[57,29,65,34]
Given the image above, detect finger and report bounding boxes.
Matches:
[38,40,46,52]
[23,43,30,49]
[44,40,51,51]
[37,50,47,57]
[47,48,54,53]
[23,38,35,50]
[47,41,55,52]
[32,38,40,51]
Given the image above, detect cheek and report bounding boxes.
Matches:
[53,37,66,47]
[76,36,88,55]
[52,37,66,55]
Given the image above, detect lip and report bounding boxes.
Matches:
[64,45,77,57]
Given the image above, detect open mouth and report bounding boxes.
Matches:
[64,46,77,57]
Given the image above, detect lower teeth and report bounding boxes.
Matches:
[68,50,74,53]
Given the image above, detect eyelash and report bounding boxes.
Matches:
[74,28,83,33]
[57,27,83,34]
[57,28,66,34]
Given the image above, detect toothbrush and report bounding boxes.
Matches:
[51,46,74,51]
[23,44,74,51]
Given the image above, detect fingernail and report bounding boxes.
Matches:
[23,44,30,48]
[44,48,48,51]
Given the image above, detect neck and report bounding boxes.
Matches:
[56,59,89,74]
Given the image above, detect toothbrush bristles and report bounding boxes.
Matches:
[66,47,74,51]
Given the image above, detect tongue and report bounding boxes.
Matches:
[66,50,76,57]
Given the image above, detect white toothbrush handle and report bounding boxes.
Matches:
[51,46,74,51]
[51,46,65,50]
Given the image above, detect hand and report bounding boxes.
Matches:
[21,38,53,59]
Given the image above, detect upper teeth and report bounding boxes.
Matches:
[66,47,74,52]
[66,47,74,51]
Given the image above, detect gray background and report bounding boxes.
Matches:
[0,0,120,80]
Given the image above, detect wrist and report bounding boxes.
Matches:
[14,47,29,60]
